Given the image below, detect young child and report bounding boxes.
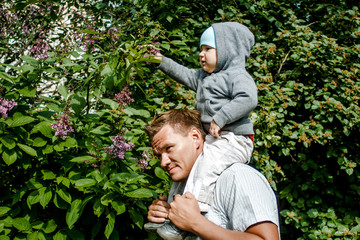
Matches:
[148,22,257,239]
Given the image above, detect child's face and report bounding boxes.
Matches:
[199,45,217,73]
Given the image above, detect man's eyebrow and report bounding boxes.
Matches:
[153,142,172,156]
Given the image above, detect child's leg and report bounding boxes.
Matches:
[167,181,186,203]
[183,133,253,212]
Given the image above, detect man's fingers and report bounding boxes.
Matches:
[183,192,195,199]
[148,207,168,218]
[159,195,168,201]
[147,215,166,223]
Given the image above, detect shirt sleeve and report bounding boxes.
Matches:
[158,56,203,91]
[210,164,279,232]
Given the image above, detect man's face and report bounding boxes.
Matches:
[199,45,217,73]
[152,124,200,182]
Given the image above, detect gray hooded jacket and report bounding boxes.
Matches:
[159,22,257,135]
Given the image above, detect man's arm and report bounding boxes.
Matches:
[169,193,279,240]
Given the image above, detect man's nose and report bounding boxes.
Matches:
[160,153,170,168]
[199,51,204,57]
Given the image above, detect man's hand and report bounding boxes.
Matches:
[168,192,202,232]
[209,120,221,138]
[147,196,170,223]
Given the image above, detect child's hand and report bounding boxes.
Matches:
[210,120,221,138]
[154,52,163,61]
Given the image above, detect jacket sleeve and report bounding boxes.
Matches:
[158,56,203,91]
[212,72,258,128]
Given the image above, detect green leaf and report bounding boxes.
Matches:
[2,149,17,165]
[124,107,150,118]
[66,199,82,229]
[18,86,36,97]
[80,29,100,35]
[70,94,86,115]
[104,212,115,239]
[17,143,37,157]
[57,187,72,204]
[66,197,92,229]
[166,15,173,23]
[39,187,52,208]
[0,207,11,216]
[12,217,32,231]
[0,136,16,149]
[9,115,35,128]
[129,208,144,229]
[31,121,53,138]
[42,219,57,234]
[21,55,39,66]
[101,98,118,109]
[155,167,169,181]
[93,199,106,217]
[70,155,94,163]
[33,137,47,147]
[41,170,56,180]
[74,179,97,188]
[58,85,68,100]
[53,231,67,240]
[61,137,77,147]
[90,125,111,135]
[100,192,117,206]
[0,72,15,84]
[101,64,112,76]
[111,201,126,215]
[125,188,153,199]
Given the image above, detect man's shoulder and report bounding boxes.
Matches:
[221,163,259,176]
[218,163,268,187]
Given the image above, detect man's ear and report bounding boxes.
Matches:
[190,127,202,146]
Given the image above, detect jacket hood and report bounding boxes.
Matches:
[211,22,255,73]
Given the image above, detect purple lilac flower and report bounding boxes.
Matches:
[107,28,119,42]
[30,38,49,59]
[50,110,74,140]
[78,23,99,51]
[135,151,150,170]
[29,5,36,15]
[0,97,17,118]
[104,133,135,159]
[47,4,53,11]
[115,87,134,108]
[23,26,30,35]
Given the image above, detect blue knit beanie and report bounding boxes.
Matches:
[200,26,217,49]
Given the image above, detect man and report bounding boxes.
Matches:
[145,109,280,240]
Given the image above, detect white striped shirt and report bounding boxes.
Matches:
[189,163,280,239]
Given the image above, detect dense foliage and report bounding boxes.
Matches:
[0,0,359,239]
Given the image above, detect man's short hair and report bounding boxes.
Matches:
[145,109,206,141]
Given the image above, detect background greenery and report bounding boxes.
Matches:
[0,0,359,239]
